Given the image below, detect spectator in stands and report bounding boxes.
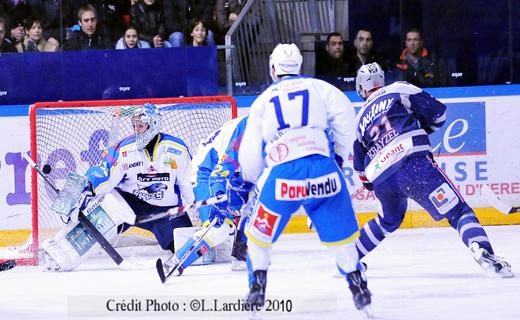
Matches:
[71,0,127,44]
[186,18,207,46]
[0,16,17,53]
[396,28,446,87]
[9,19,25,47]
[115,24,151,49]
[130,0,171,48]
[315,32,351,90]
[15,15,58,52]
[166,0,215,47]
[349,28,387,75]
[62,3,111,50]
[0,0,31,46]
[215,0,244,44]
[29,0,74,46]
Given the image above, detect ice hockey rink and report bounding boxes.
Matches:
[1,225,519,320]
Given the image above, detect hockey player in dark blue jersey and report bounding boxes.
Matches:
[353,62,513,278]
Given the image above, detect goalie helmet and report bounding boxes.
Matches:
[269,43,303,81]
[131,103,162,149]
[356,62,385,99]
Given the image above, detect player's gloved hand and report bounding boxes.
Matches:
[358,174,374,192]
[209,204,228,228]
[362,182,374,192]
[228,170,254,212]
[209,191,228,227]
[51,172,94,224]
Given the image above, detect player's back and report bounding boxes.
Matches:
[354,81,444,184]
[241,76,356,182]
[255,76,350,142]
[356,81,427,151]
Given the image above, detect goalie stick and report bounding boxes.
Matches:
[0,259,16,271]
[480,185,520,215]
[22,152,124,266]
[156,218,218,284]
[135,194,228,224]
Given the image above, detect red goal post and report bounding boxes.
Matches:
[17,96,237,266]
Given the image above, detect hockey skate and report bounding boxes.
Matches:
[470,243,514,278]
[230,231,248,271]
[245,270,267,319]
[347,270,373,318]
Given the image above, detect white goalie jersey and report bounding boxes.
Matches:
[86,133,195,207]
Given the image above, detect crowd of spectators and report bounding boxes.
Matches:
[1,1,449,91]
[315,28,447,89]
[0,0,246,52]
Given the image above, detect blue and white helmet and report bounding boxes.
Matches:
[131,103,162,149]
[269,43,303,81]
[356,62,385,99]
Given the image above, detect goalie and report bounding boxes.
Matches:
[41,103,196,271]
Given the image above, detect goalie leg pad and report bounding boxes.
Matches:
[41,190,135,271]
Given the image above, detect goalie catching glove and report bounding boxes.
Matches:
[51,172,94,224]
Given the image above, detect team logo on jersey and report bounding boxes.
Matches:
[133,183,168,201]
[147,165,157,172]
[429,183,459,215]
[275,172,341,201]
[122,151,127,157]
[251,204,280,239]
[268,143,289,163]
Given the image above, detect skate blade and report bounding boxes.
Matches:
[361,304,374,319]
[248,307,264,320]
[496,266,515,278]
[231,260,247,271]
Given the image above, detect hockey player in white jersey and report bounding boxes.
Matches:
[353,62,513,278]
[159,115,253,277]
[41,103,196,271]
[239,43,372,314]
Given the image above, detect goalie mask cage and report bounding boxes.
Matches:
[9,96,237,266]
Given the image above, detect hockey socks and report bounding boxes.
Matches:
[355,218,389,259]
[453,212,493,254]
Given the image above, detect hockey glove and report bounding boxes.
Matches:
[358,174,374,192]
[228,170,254,212]
[208,191,229,227]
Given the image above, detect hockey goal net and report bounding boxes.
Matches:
[9,96,237,266]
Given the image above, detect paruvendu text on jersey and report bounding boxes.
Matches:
[352,81,447,186]
[86,133,194,207]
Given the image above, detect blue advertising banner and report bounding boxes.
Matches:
[0,46,218,105]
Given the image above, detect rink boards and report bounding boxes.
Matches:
[1,85,520,246]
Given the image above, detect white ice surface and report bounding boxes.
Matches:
[1,225,520,320]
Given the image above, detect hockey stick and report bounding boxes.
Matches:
[22,152,124,266]
[481,184,520,215]
[156,218,218,284]
[135,194,228,224]
[0,259,16,271]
